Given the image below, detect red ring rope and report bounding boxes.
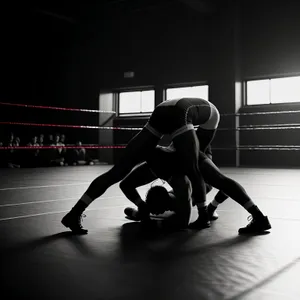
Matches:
[1,145,300,151]
[0,101,116,114]
[2,121,300,131]
[0,145,126,150]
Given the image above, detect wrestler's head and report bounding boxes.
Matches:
[145,185,171,215]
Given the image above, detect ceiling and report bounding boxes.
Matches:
[23,0,221,24]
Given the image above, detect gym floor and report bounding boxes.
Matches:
[1,166,300,300]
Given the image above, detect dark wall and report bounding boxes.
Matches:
[101,3,213,163]
[241,0,300,79]
[0,7,98,145]
[239,0,300,167]
[206,0,241,166]
[3,1,300,167]
[73,2,211,89]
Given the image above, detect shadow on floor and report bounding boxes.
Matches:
[1,231,92,257]
[1,221,271,264]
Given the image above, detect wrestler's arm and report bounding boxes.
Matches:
[164,191,192,230]
[119,162,157,205]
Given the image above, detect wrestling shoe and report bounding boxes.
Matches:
[61,211,88,234]
[238,215,271,235]
[189,208,211,229]
[124,207,142,221]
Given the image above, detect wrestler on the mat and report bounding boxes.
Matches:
[122,143,223,226]
[62,98,220,234]
[120,144,271,234]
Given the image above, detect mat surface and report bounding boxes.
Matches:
[0,166,299,300]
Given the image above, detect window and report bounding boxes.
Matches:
[246,76,300,105]
[119,90,155,115]
[247,80,270,105]
[166,85,209,100]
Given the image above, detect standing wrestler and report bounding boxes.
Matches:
[62,98,220,234]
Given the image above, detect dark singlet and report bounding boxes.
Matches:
[146,98,219,139]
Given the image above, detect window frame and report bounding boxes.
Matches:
[245,74,300,106]
[117,88,155,117]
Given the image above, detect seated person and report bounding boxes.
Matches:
[65,141,94,166]
[74,141,94,165]
[10,137,21,168]
[46,134,54,145]
[25,136,40,167]
[120,144,271,235]
[1,136,20,168]
[50,134,65,166]
[38,134,44,146]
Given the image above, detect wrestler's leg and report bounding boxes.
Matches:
[205,183,213,194]
[203,183,222,220]
[170,181,218,221]
[199,158,271,234]
[196,128,217,153]
[207,190,228,219]
[82,128,159,199]
[62,128,160,233]
[172,129,210,229]
[120,162,158,221]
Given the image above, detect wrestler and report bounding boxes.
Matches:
[62,98,220,234]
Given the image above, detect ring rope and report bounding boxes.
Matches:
[0,122,141,131]
[237,147,300,151]
[222,109,300,116]
[1,145,300,151]
[0,102,116,114]
[236,126,300,131]
[200,147,300,151]
[0,145,126,150]
[2,121,300,131]
[239,123,300,128]
[2,101,300,117]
